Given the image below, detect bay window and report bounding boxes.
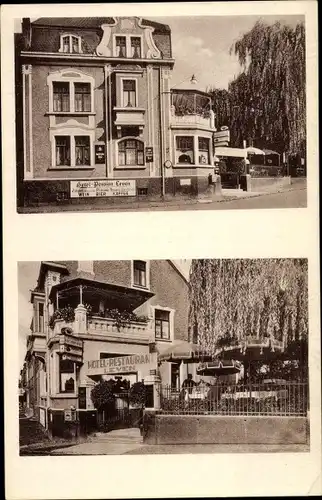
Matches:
[122,79,136,108]
[176,136,194,164]
[118,139,144,166]
[198,137,210,164]
[59,358,76,393]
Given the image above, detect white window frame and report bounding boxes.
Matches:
[174,134,196,166]
[50,125,95,168]
[131,260,150,290]
[51,351,77,397]
[112,33,143,58]
[151,305,175,342]
[59,34,83,54]
[198,136,211,165]
[116,136,145,169]
[120,77,138,108]
[47,69,95,114]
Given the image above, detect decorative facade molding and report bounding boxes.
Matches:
[96,20,117,57]
[138,19,161,59]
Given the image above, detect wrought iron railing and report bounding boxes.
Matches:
[159,381,308,417]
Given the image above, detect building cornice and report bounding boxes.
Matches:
[20,51,175,66]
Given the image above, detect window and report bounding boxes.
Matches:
[122,80,136,108]
[118,139,144,166]
[55,136,70,166]
[74,83,91,112]
[198,137,210,164]
[115,36,127,57]
[155,309,170,340]
[38,303,44,333]
[114,35,142,58]
[75,136,90,165]
[176,136,194,164]
[130,37,141,58]
[59,358,75,393]
[60,34,82,54]
[53,82,70,112]
[133,260,147,287]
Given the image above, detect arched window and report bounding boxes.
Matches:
[118,139,144,166]
[59,34,82,54]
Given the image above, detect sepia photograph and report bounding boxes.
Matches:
[18,259,309,456]
[15,13,307,213]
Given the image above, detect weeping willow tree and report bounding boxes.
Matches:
[189,259,308,378]
[209,20,306,157]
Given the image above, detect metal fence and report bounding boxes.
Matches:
[250,165,286,177]
[159,381,308,417]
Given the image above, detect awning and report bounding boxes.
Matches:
[262,149,280,156]
[215,147,247,158]
[158,340,212,362]
[197,359,241,376]
[49,277,154,310]
[245,146,265,155]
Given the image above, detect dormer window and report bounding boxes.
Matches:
[115,36,126,57]
[113,34,143,58]
[130,37,141,58]
[59,34,82,54]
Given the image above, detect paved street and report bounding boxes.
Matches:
[49,428,309,456]
[19,179,307,213]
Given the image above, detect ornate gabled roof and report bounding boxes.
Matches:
[32,17,171,33]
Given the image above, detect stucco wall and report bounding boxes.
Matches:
[143,414,309,445]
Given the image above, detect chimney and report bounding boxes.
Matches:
[22,18,31,50]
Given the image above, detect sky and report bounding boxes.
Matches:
[15,14,303,90]
[18,260,191,371]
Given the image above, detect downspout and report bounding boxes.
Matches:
[159,67,165,197]
[108,69,113,173]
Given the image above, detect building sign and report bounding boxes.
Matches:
[86,353,157,377]
[70,180,136,198]
[59,334,83,362]
[64,409,77,422]
[214,129,230,147]
[145,147,154,162]
[180,178,191,186]
[95,145,105,164]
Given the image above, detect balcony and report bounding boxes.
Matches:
[87,315,152,344]
[114,107,146,129]
[171,113,213,129]
[49,313,152,345]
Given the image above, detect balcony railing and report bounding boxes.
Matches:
[87,315,151,342]
[171,113,213,129]
[51,314,151,343]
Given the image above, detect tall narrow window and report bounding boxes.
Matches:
[118,139,144,166]
[59,358,75,393]
[130,37,141,58]
[53,82,70,112]
[115,36,126,57]
[176,136,194,164]
[133,260,146,287]
[74,83,91,112]
[38,303,44,333]
[122,80,136,108]
[55,136,70,166]
[155,309,170,340]
[75,136,90,165]
[198,137,210,164]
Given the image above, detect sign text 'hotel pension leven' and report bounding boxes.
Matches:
[86,353,157,376]
[70,180,136,198]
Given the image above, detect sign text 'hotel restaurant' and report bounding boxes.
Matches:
[70,180,136,198]
[86,353,157,376]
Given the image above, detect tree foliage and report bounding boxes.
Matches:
[209,21,306,157]
[188,259,308,363]
[90,380,115,410]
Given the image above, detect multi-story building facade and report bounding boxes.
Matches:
[22,260,190,434]
[15,17,218,208]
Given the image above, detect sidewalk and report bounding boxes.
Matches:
[18,181,305,214]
